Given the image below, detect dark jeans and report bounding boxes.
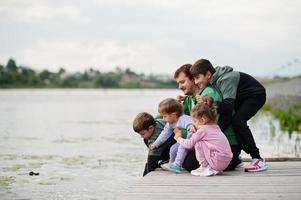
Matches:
[232,94,266,159]
[143,136,176,176]
[225,145,242,171]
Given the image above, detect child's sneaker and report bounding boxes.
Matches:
[160,162,171,171]
[199,166,214,177]
[191,166,206,176]
[244,158,267,172]
[168,163,182,173]
[158,159,169,166]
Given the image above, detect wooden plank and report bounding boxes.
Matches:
[123,162,301,200]
[242,157,301,162]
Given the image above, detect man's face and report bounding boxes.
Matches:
[175,72,195,95]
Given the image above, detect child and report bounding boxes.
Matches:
[133,112,175,176]
[190,58,267,172]
[151,98,194,173]
[174,96,233,176]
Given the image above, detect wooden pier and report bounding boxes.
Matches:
[124,161,301,200]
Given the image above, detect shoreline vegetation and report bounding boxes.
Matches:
[263,78,301,133]
[1,58,300,133]
[0,59,177,89]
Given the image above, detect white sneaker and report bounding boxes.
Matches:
[191,166,206,176]
[244,158,268,172]
[199,166,215,177]
[160,163,171,171]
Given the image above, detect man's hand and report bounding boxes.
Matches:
[173,128,182,140]
[176,95,186,102]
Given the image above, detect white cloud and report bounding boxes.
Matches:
[0,0,81,23]
[0,0,300,76]
[2,39,161,73]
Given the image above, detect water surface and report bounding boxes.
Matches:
[0,89,300,199]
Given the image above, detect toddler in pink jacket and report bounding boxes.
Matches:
[174,96,233,176]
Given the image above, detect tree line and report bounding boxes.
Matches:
[0,59,177,88]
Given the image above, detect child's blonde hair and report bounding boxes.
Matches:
[158,98,183,117]
[191,96,217,122]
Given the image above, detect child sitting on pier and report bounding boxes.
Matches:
[174,96,233,176]
[151,98,194,173]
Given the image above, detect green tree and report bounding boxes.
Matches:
[95,72,120,88]
[6,58,18,72]
[5,58,21,83]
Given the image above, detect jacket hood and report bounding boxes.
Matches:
[211,66,233,84]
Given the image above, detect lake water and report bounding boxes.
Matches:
[0,89,300,199]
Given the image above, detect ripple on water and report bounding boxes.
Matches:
[2,164,27,172]
[64,120,117,125]
[52,137,93,143]
[0,176,16,187]
[0,154,58,161]
[102,136,130,143]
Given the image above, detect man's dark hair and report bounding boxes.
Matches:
[174,64,194,80]
[190,59,215,76]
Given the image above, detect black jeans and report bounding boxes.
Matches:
[232,94,266,159]
[143,137,176,176]
[225,144,242,171]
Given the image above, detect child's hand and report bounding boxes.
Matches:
[150,144,157,150]
[195,95,205,104]
[173,128,182,140]
[190,124,197,133]
[176,95,186,102]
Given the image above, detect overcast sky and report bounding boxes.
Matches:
[0,0,300,76]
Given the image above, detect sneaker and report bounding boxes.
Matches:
[160,163,182,173]
[235,156,244,168]
[158,159,169,166]
[191,166,206,176]
[244,158,268,172]
[160,162,171,171]
[198,166,214,177]
[168,164,182,173]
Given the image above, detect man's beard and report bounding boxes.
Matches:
[184,88,194,96]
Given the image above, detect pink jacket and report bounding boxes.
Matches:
[177,124,232,169]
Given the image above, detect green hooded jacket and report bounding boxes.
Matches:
[182,85,238,145]
[210,66,240,100]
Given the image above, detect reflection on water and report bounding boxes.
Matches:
[248,113,301,158]
[0,89,300,199]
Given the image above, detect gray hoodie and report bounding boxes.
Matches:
[210,66,240,100]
